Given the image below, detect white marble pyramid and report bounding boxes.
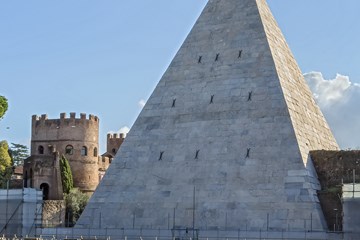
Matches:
[77,0,339,231]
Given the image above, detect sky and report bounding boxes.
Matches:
[0,0,359,153]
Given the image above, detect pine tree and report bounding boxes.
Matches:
[9,143,29,166]
[60,155,73,194]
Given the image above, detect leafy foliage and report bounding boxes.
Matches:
[0,96,8,119]
[9,143,29,166]
[0,140,12,188]
[64,188,89,226]
[60,155,73,194]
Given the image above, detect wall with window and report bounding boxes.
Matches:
[23,152,63,200]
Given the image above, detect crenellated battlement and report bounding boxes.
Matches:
[32,112,99,124]
[105,132,126,157]
[107,133,126,140]
[31,112,99,145]
[32,112,99,129]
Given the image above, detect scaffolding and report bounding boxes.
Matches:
[0,187,42,237]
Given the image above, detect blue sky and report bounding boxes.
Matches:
[1,0,359,152]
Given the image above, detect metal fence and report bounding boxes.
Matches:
[28,227,353,240]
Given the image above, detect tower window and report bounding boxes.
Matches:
[238,50,243,58]
[94,147,98,157]
[112,148,116,154]
[65,145,74,155]
[215,53,219,61]
[81,146,88,156]
[198,56,202,63]
[38,145,44,155]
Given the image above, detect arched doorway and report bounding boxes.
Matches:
[40,183,50,200]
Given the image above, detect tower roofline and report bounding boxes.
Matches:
[32,112,99,123]
[107,133,126,140]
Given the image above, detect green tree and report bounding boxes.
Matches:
[60,155,73,194]
[0,140,12,188]
[9,143,29,166]
[64,188,89,226]
[0,96,8,119]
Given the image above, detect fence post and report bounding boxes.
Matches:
[353,169,356,198]
[260,229,262,239]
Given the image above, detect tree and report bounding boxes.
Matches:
[60,155,73,194]
[0,140,12,188]
[0,96,8,119]
[9,143,29,166]
[64,188,89,226]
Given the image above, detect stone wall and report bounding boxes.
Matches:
[257,0,339,166]
[31,113,99,155]
[343,198,360,236]
[42,200,65,227]
[23,152,63,200]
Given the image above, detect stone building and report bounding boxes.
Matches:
[78,0,340,234]
[104,133,126,160]
[99,133,126,180]
[23,113,122,200]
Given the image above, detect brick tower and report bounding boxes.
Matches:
[24,113,100,199]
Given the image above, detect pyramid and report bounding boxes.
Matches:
[77,0,339,231]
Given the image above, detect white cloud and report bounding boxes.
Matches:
[118,126,130,134]
[107,126,130,138]
[304,72,360,149]
[138,99,146,108]
[304,72,355,108]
